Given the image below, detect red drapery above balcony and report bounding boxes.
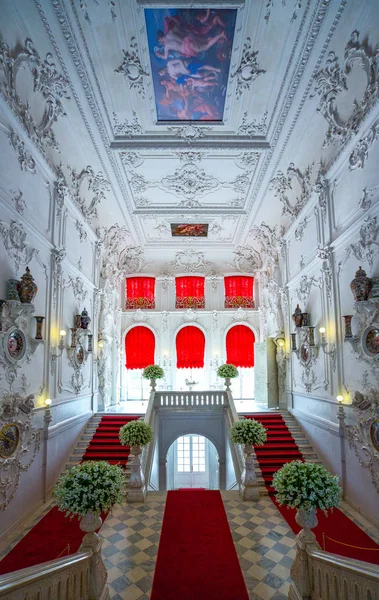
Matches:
[224,276,254,309]
[226,325,255,368]
[176,326,205,369]
[125,277,155,310]
[125,326,155,369]
[175,276,205,309]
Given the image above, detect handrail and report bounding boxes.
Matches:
[310,548,379,578]
[155,390,228,408]
[224,391,244,492]
[0,551,91,597]
[141,390,157,493]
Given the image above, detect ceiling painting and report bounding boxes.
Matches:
[144,8,237,122]
[171,223,209,237]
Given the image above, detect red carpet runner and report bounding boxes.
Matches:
[151,490,249,600]
[245,413,379,565]
[0,414,138,574]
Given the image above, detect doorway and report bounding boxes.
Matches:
[166,434,219,490]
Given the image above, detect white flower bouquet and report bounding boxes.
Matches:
[230,418,267,446]
[217,364,239,378]
[119,419,153,447]
[54,461,124,517]
[272,460,342,513]
[142,365,164,379]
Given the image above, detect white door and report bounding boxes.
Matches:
[174,435,209,489]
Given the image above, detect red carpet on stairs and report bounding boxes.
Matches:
[0,414,138,574]
[244,413,379,565]
[151,490,249,600]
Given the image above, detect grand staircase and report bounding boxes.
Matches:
[243,410,321,495]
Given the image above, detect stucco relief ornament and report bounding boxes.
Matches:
[313,165,328,223]
[347,217,379,269]
[270,162,313,219]
[51,247,66,306]
[238,112,268,137]
[168,124,209,142]
[250,222,281,265]
[0,38,70,153]
[349,122,379,171]
[78,0,117,23]
[311,31,379,148]
[113,111,142,137]
[182,309,198,323]
[160,163,221,202]
[232,307,249,322]
[67,276,88,303]
[212,310,219,332]
[53,166,70,220]
[68,165,110,223]
[318,245,333,305]
[233,246,262,273]
[231,38,266,98]
[358,185,379,212]
[295,274,321,305]
[7,132,36,174]
[171,250,213,273]
[0,220,39,272]
[345,390,379,493]
[115,37,148,98]
[0,389,41,510]
[132,309,148,324]
[264,0,304,24]
[9,190,26,216]
[294,218,308,242]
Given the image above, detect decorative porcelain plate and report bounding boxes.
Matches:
[4,328,26,363]
[75,344,84,366]
[362,324,379,358]
[0,423,20,458]
[370,420,379,453]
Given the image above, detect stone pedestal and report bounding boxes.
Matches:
[79,512,110,600]
[127,445,146,503]
[240,443,260,501]
[288,508,319,600]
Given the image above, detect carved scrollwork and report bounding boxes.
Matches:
[231,38,266,98]
[7,132,36,174]
[232,245,262,273]
[170,250,213,274]
[113,111,142,137]
[347,216,379,269]
[168,124,210,142]
[115,37,148,98]
[68,165,110,223]
[349,122,379,171]
[270,162,313,219]
[238,112,268,137]
[0,220,39,272]
[311,31,379,148]
[295,274,321,305]
[0,38,70,153]
[347,389,379,493]
[0,389,41,510]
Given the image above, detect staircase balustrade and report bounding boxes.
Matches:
[289,528,379,599]
[154,390,228,408]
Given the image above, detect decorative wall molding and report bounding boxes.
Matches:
[113,112,142,137]
[238,112,268,137]
[0,38,70,153]
[264,0,304,24]
[294,274,321,305]
[170,250,213,273]
[9,190,26,216]
[53,166,70,220]
[0,388,41,510]
[120,151,144,168]
[232,245,262,272]
[311,30,379,148]
[76,220,88,242]
[349,122,379,171]
[160,163,221,204]
[249,221,285,264]
[52,247,66,307]
[294,217,308,242]
[317,245,333,305]
[231,38,266,98]
[235,151,261,170]
[68,165,110,223]
[78,0,117,23]
[7,131,36,174]
[312,166,328,223]
[67,275,88,303]
[167,124,210,142]
[115,37,148,98]
[0,220,39,271]
[270,162,313,218]
[358,185,379,212]
[346,216,379,269]
[346,390,379,494]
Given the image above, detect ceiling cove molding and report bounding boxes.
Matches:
[239,0,347,243]
[35,0,142,243]
[110,136,270,150]
[136,0,245,5]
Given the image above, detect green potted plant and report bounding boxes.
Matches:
[272,461,342,533]
[142,364,164,392]
[217,363,239,391]
[119,420,154,501]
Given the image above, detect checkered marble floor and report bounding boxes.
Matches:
[99,491,296,600]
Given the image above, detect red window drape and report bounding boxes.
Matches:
[226,325,255,368]
[176,326,205,369]
[125,326,155,369]
[224,276,254,309]
[125,277,155,309]
[175,276,205,309]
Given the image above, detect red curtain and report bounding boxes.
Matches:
[175,277,205,309]
[226,325,255,368]
[176,326,205,369]
[125,326,155,369]
[126,277,155,309]
[224,276,254,309]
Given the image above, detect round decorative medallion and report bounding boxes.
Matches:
[300,342,310,365]
[75,344,84,366]
[370,420,379,453]
[362,324,379,358]
[0,423,20,458]
[5,328,26,362]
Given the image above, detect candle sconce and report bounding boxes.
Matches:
[51,329,66,362]
[318,327,337,371]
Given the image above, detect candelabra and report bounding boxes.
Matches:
[318,327,336,369]
[50,329,66,365]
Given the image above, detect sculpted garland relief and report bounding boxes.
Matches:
[270,162,313,219]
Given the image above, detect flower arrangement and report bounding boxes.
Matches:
[142,365,164,379]
[54,461,124,518]
[272,460,342,514]
[230,418,267,446]
[119,419,153,447]
[217,364,239,378]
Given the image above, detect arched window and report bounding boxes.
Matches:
[226,325,255,400]
[125,326,155,369]
[176,326,205,369]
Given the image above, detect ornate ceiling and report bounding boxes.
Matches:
[1,0,378,272]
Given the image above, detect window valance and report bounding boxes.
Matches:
[126,277,155,310]
[175,276,205,309]
[224,276,254,309]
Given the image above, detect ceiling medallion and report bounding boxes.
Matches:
[231,37,266,98]
[161,163,220,201]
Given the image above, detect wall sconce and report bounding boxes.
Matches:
[51,330,66,363]
[319,326,336,368]
[336,395,344,403]
[44,398,53,426]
